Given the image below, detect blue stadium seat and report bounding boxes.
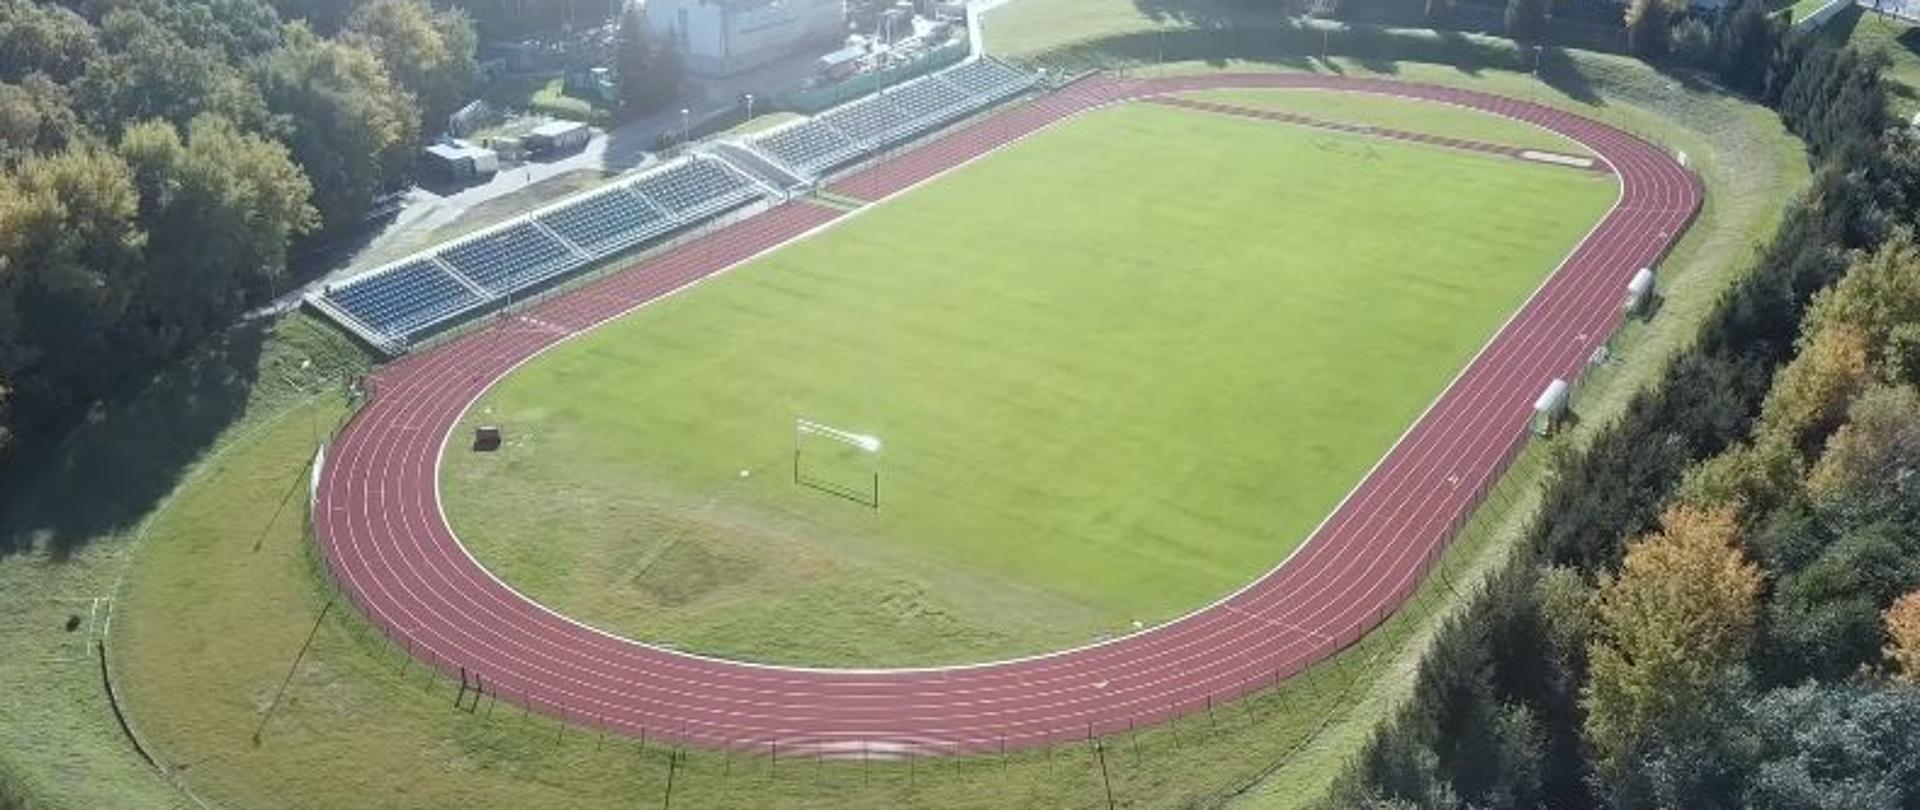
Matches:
[753,120,862,176]
[537,186,676,257]
[324,259,483,342]
[436,222,583,296]
[633,157,760,221]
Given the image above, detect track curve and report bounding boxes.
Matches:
[314,73,1699,755]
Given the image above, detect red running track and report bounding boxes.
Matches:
[314,74,1699,756]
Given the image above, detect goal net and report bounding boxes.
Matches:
[793,418,882,508]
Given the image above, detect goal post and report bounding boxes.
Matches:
[793,418,882,509]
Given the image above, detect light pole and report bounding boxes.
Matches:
[680,107,691,146]
[744,93,754,124]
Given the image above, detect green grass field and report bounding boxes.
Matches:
[440,97,1614,667]
[1176,88,1590,154]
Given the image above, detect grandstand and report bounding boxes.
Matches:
[309,155,768,353]
[438,221,583,295]
[745,56,1038,178]
[633,157,763,220]
[752,120,861,178]
[307,57,1038,355]
[535,186,674,257]
[820,94,908,147]
[321,259,486,341]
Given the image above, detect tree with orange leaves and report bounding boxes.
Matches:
[1584,504,1763,780]
[1887,590,1920,684]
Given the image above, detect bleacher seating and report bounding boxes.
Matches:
[942,58,1035,100]
[437,221,581,295]
[820,95,906,146]
[887,75,974,130]
[537,186,674,257]
[633,157,759,220]
[750,58,1038,179]
[754,120,861,176]
[325,259,482,342]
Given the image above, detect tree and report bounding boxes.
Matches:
[0,0,97,84]
[1743,683,1920,808]
[616,3,680,116]
[1757,320,1872,455]
[1713,0,1780,98]
[0,370,10,453]
[116,114,315,355]
[1807,384,1920,501]
[1505,0,1548,46]
[1761,519,1920,683]
[0,141,147,422]
[0,74,78,164]
[130,0,284,60]
[1624,0,1673,58]
[256,23,416,229]
[1804,231,1920,376]
[1677,433,1802,516]
[1887,590,1920,683]
[344,0,477,135]
[1585,504,1762,782]
[73,9,268,134]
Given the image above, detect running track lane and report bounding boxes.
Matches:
[315,74,1700,757]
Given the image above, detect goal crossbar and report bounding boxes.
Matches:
[795,419,883,453]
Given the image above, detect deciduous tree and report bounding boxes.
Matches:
[1887,590,1920,683]
[344,0,476,134]
[256,23,416,229]
[117,114,315,355]
[1757,320,1871,454]
[1624,0,1674,58]
[0,74,77,163]
[1585,504,1762,781]
[1807,384,1920,500]
[74,9,268,134]
[0,141,146,419]
[1505,0,1548,46]
[0,0,96,83]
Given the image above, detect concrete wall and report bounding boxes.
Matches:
[647,0,844,76]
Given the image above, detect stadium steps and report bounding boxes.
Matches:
[530,218,594,260]
[434,256,493,299]
[709,142,806,194]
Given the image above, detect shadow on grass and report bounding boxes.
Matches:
[0,325,270,561]
[1034,15,1616,113]
[1536,47,1604,105]
[1820,4,1866,46]
[1132,0,1289,30]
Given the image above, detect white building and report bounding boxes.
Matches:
[644,0,844,76]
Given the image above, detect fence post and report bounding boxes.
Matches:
[1095,740,1116,810]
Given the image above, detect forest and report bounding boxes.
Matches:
[1325,2,1920,806]
[0,0,486,458]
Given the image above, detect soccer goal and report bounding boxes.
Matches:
[793,418,883,509]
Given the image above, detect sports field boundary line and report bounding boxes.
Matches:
[1142,94,1606,171]
[418,79,1627,677]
